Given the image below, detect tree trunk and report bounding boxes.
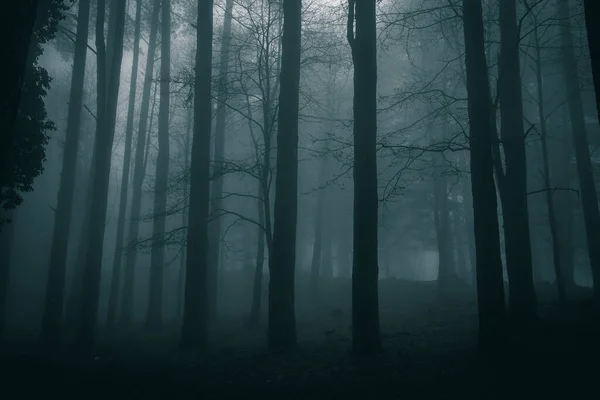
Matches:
[347,0,381,355]
[532,20,566,302]
[207,0,234,321]
[107,0,142,329]
[0,0,39,195]
[76,0,127,349]
[583,0,600,122]
[498,0,537,321]
[0,210,16,336]
[268,0,302,352]
[460,178,477,285]
[146,0,171,330]
[40,0,91,345]
[248,178,266,327]
[452,191,468,282]
[558,0,600,303]
[434,173,455,295]
[121,0,160,326]
[180,0,213,350]
[462,0,507,349]
[310,172,325,293]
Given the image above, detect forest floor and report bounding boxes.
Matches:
[1,279,599,399]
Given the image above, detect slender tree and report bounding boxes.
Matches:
[77,0,127,348]
[107,0,143,328]
[147,0,171,329]
[558,0,600,303]
[347,0,381,354]
[40,0,91,345]
[462,0,507,349]
[268,0,302,352]
[180,0,213,350]
[121,0,161,325]
[207,0,235,320]
[582,0,600,121]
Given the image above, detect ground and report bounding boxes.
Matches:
[1,279,598,399]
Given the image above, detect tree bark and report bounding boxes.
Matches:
[462,0,507,349]
[40,0,91,345]
[558,0,600,303]
[77,0,127,349]
[498,0,537,321]
[121,0,160,326]
[180,0,213,350]
[347,0,381,355]
[106,0,142,329]
[268,0,302,352]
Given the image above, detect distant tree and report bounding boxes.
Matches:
[347,0,381,355]
[268,0,302,352]
[582,0,600,122]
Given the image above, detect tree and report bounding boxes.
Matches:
[497,0,537,321]
[107,0,143,328]
[77,0,127,348]
[147,0,171,329]
[462,0,507,349]
[180,0,213,350]
[582,0,600,122]
[557,0,600,303]
[347,0,381,355]
[121,0,161,326]
[268,0,302,352]
[207,0,235,320]
[40,0,92,345]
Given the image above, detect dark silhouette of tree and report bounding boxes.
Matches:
[180,0,213,351]
[268,0,302,352]
[41,0,92,345]
[582,0,600,122]
[462,0,507,349]
[77,0,127,349]
[347,0,382,355]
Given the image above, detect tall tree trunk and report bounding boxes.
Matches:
[460,178,477,285]
[582,0,600,122]
[0,0,39,195]
[40,0,91,345]
[310,172,325,293]
[434,173,455,295]
[248,178,266,327]
[532,20,566,302]
[0,210,16,336]
[77,0,127,349]
[268,0,302,352]
[107,0,142,329]
[347,0,381,355]
[177,106,192,320]
[452,191,468,282]
[121,0,160,326]
[558,0,600,303]
[147,0,171,330]
[180,0,213,350]
[462,0,507,349]
[207,0,234,321]
[498,0,537,321]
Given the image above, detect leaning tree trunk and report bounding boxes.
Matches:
[180,0,214,351]
[582,0,600,122]
[268,0,302,353]
[498,0,537,321]
[462,0,507,350]
[0,0,39,195]
[40,0,91,345]
[147,0,171,330]
[107,0,142,328]
[76,0,126,349]
[207,0,234,321]
[347,0,382,355]
[121,0,160,326]
[558,0,600,303]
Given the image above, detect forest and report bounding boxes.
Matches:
[1,0,600,398]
